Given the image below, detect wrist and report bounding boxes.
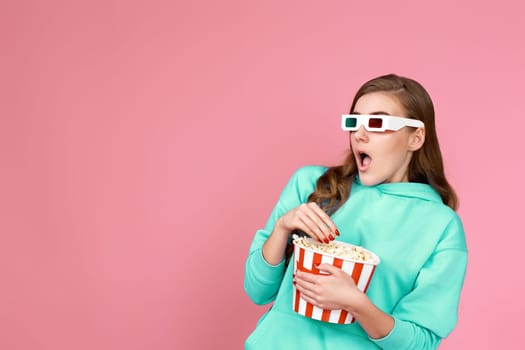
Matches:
[273,217,292,240]
[262,218,293,265]
[343,288,368,314]
[345,292,394,339]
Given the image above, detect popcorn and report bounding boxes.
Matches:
[292,234,380,324]
[292,234,378,264]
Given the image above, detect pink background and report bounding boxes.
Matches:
[1,1,524,349]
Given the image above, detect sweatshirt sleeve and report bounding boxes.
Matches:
[371,214,468,350]
[243,167,320,305]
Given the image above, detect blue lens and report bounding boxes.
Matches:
[345,117,357,128]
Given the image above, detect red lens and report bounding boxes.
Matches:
[368,118,383,129]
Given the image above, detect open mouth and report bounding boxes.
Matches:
[357,151,372,169]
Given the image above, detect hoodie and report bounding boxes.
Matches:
[244,166,468,350]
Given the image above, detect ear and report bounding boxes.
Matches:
[408,127,425,151]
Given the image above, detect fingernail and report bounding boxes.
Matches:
[323,238,330,244]
[335,229,340,236]
[318,238,323,243]
[328,234,334,241]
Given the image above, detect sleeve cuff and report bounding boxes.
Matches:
[253,248,286,283]
[369,317,410,349]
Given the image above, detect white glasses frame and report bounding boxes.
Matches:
[341,114,425,132]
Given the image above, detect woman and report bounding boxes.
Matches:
[244,74,468,349]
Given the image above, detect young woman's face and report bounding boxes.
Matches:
[350,92,423,186]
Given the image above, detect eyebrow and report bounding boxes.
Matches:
[351,111,393,115]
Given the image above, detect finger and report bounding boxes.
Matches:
[297,290,315,304]
[295,269,321,284]
[294,274,318,295]
[295,285,320,306]
[317,264,341,275]
[307,203,339,239]
[293,280,325,308]
[282,207,321,242]
[301,205,333,243]
[296,208,328,243]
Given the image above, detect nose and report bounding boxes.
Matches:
[352,125,369,142]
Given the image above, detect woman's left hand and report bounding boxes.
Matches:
[293,264,362,310]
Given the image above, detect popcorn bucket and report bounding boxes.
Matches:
[292,238,380,324]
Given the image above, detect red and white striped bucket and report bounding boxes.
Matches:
[292,239,380,324]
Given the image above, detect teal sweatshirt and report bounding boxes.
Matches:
[244,166,468,349]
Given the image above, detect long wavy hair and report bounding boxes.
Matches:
[308,73,458,212]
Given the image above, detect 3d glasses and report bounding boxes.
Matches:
[341,114,424,132]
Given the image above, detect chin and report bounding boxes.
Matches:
[358,173,383,186]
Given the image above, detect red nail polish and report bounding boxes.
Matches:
[335,229,340,236]
[329,234,334,240]
[323,238,330,244]
[318,238,323,243]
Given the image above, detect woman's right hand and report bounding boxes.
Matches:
[276,202,339,244]
[262,202,339,265]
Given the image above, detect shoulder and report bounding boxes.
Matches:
[421,201,467,251]
[278,165,328,203]
[426,199,463,229]
[367,181,467,251]
[441,208,467,251]
[290,165,328,182]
